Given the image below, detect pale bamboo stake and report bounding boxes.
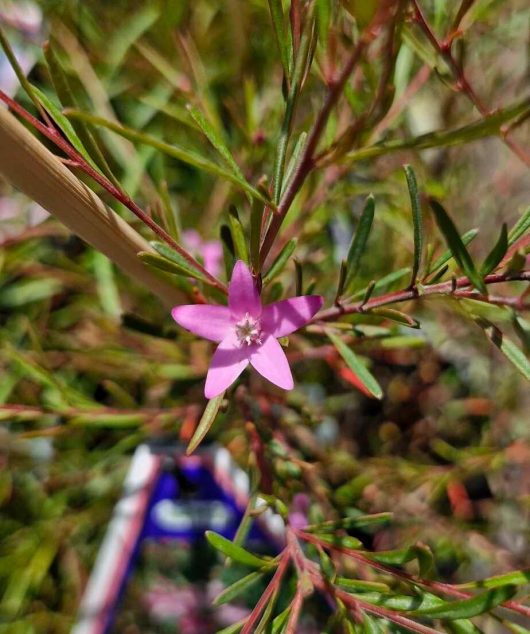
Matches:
[0,106,183,306]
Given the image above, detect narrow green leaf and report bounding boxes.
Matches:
[273,27,311,203]
[429,200,486,293]
[65,110,272,206]
[255,585,281,634]
[457,569,530,591]
[262,239,297,285]
[413,585,516,620]
[214,570,267,606]
[281,131,307,197]
[309,534,363,550]
[267,0,292,78]
[336,578,390,593]
[367,544,433,576]
[476,320,530,382]
[445,619,483,634]
[306,512,392,533]
[370,308,420,329]
[92,251,121,317]
[187,104,244,180]
[221,224,236,279]
[508,205,530,245]
[326,330,383,400]
[335,260,348,303]
[138,252,199,287]
[345,195,375,292]
[316,0,332,48]
[346,98,530,163]
[429,228,479,274]
[149,242,211,284]
[0,279,61,308]
[350,268,411,300]
[187,393,225,455]
[106,5,160,73]
[319,547,337,582]
[294,258,303,295]
[250,197,263,272]
[205,531,274,568]
[271,607,291,633]
[228,206,249,263]
[30,85,100,172]
[44,41,119,186]
[352,591,445,612]
[481,223,508,275]
[404,165,423,285]
[427,264,449,285]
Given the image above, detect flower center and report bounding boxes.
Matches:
[235,313,262,346]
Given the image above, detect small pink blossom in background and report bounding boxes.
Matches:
[144,580,250,632]
[0,0,42,35]
[182,229,223,278]
[289,492,311,530]
[172,260,323,398]
[0,1,43,98]
[0,195,49,241]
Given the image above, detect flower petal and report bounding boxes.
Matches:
[229,260,261,318]
[171,304,232,342]
[205,332,250,398]
[262,295,323,338]
[249,335,293,390]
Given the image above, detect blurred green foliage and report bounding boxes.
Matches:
[0,0,529,632]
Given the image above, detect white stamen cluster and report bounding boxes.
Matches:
[235,313,262,346]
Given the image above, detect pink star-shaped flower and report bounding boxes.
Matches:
[172,260,323,398]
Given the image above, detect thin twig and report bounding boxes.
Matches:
[259,2,396,267]
[0,89,227,294]
[313,271,530,323]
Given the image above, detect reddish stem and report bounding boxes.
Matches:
[0,89,227,294]
[241,551,290,634]
[411,0,530,168]
[259,3,396,267]
[314,271,530,323]
[297,530,530,620]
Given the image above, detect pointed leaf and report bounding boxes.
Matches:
[205,531,274,568]
[457,569,530,590]
[149,241,211,284]
[214,570,267,606]
[326,330,383,399]
[413,585,516,619]
[228,206,249,263]
[370,308,420,329]
[508,205,530,245]
[186,393,225,455]
[138,251,201,287]
[250,197,263,272]
[44,41,119,186]
[429,228,479,274]
[367,544,434,576]
[345,195,375,292]
[476,320,530,382]
[187,104,244,180]
[65,110,272,206]
[306,512,393,533]
[429,200,486,293]
[350,268,411,300]
[262,239,297,284]
[404,165,423,285]
[281,131,307,197]
[267,0,292,78]
[30,85,100,172]
[481,223,508,275]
